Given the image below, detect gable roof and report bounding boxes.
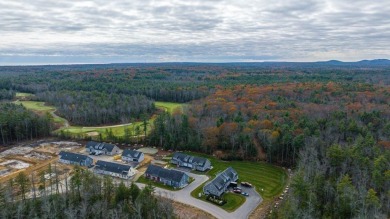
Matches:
[95,160,132,174]
[172,152,209,167]
[59,151,91,163]
[204,167,238,194]
[122,149,143,159]
[86,141,116,152]
[145,165,187,183]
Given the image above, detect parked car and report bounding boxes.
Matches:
[89,152,95,155]
[241,182,253,187]
[241,192,249,196]
[233,187,242,193]
[233,189,241,194]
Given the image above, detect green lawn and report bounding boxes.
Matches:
[187,152,287,199]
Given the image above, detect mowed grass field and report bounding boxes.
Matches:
[187,152,287,199]
[14,98,185,138]
[15,92,34,97]
[17,101,55,111]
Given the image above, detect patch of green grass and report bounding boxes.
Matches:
[15,92,34,97]
[155,101,184,113]
[17,101,55,111]
[186,152,287,199]
[222,193,246,212]
[136,176,185,191]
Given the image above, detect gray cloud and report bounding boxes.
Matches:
[0,0,389,64]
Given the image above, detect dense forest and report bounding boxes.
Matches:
[36,91,155,126]
[0,63,389,218]
[0,166,175,218]
[0,103,52,144]
[150,83,390,162]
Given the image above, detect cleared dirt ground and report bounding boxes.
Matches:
[0,140,82,183]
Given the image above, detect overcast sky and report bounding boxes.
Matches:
[0,0,389,65]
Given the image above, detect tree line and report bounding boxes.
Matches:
[0,103,52,145]
[0,166,175,218]
[0,89,15,101]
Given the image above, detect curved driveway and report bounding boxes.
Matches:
[136,171,262,219]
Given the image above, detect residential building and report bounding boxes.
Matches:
[94,160,136,179]
[145,164,189,188]
[203,167,238,197]
[122,149,144,163]
[58,151,93,167]
[86,141,120,155]
[171,152,211,171]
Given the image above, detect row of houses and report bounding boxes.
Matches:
[58,151,136,179]
[86,141,145,163]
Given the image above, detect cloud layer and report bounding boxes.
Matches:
[0,0,389,64]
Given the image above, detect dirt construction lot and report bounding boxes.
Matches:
[0,140,83,183]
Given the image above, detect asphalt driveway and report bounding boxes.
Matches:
[137,171,262,219]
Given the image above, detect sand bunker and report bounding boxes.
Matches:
[86,132,99,137]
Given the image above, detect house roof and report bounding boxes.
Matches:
[145,165,187,183]
[204,167,238,195]
[122,149,143,159]
[59,151,91,163]
[86,141,116,152]
[172,152,209,167]
[95,160,133,175]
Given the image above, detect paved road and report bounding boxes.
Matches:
[137,171,262,219]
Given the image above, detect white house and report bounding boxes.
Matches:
[93,160,136,179]
[86,141,120,156]
[122,149,144,163]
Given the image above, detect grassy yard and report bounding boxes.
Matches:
[186,152,287,199]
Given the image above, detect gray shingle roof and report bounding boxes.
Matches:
[204,167,238,196]
[59,151,90,163]
[86,141,116,152]
[122,149,142,159]
[95,160,132,174]
[145,165,187,183]
[172,152,209,167]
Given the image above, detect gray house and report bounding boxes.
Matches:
[122,149,144,163]
[59,151,93,167]
[85,141,120,155]
[171,152,211,171]
[145,164,189,188]
[203,167,238,197]
[94,160,136,179]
